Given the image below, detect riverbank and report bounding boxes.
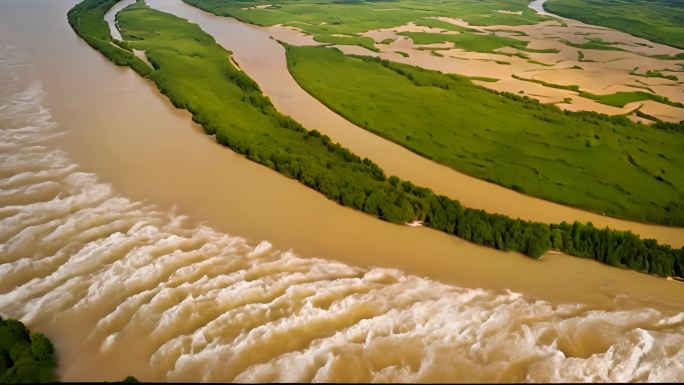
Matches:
[155,0,684,248]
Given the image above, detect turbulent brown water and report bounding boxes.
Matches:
[1,0,684,382]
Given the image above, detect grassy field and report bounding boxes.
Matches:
[285,45,684,226]
[629,67,678,81]
[184,0,547,51]
[545,0,684,50]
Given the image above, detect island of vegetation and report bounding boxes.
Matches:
[544,0,684,50]
[69,0,684,280]
[285,45,684,226]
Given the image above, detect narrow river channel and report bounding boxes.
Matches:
[0,0,683,382]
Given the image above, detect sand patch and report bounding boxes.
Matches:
[132,49,152,68]
[496,10,523,16]
[241,4,272,10]
[266,24,319,46]
[639,100,684,122]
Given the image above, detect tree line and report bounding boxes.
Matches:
[68,0,152,77]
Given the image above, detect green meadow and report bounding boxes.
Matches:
[545,0,684,50]
[285,45,684,226]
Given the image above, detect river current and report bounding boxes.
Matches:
[1,0,684,382]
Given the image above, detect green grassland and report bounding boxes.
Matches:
[545,0,684,50]
[184,0,547,51]
[69,0,684,278]
[285,45,684,226]
[0,318,56,383]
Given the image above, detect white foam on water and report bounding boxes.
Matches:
[0,27,682,383]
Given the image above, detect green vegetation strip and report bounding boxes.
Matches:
[285,45,684,228]
[0,318,56,383]
[650,53,684,61]
[578,91,684,109]
[71,0,684,279]
[545,0,684,50]
[512,74,683,108]
[313,34,379,52]
[559,37,624,51]
[634,109,684,133]
[511,74,579,91]
[68,0,151,76]
[413,18,479,33]
[629,67,678,81]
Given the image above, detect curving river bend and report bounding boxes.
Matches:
[1,0,683,382]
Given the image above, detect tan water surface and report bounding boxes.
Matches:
[1,0,683,382]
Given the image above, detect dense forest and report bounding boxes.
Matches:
[69,0,684,279]
[0,318,56,383]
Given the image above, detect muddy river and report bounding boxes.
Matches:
[0,0,683,382]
